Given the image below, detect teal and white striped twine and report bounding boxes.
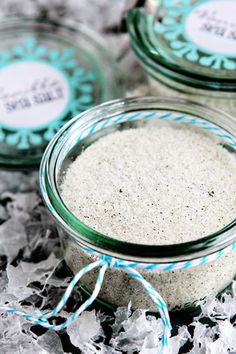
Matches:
[1,110,236,354]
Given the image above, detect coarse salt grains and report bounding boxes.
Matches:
[60,121,236,311]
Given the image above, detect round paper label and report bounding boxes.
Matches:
[0,61,70,130]
[185,0,236,56]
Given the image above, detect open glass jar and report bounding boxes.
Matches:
[40,97,236,312]
[127,0,236,117]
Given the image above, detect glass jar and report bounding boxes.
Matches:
[0,17,120,170]
[127,0,236,117]
[40,97,236,312]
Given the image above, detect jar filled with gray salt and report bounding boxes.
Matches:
[40,97,236,312]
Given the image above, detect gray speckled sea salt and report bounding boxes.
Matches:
[61,123,236,245]
[60,122,236,311]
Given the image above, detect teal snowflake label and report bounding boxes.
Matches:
[0,37,96,149]
[155,0,236,70]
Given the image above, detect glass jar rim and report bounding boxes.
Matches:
[39,96,236,263]
[127,8,236,92]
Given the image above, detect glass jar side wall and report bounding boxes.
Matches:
[147,73,236,118]
[60,229,236,311]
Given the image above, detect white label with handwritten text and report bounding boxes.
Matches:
[185,0,236,55]
[0,61,70,129]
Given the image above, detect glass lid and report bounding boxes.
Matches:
[127,0,236,88]
[0,18,121,169]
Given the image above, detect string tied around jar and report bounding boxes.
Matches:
[100,254,120,268]
[1,242,236,353]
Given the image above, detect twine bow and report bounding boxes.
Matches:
[0,249,172,354]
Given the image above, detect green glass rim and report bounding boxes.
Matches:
[39,96,236,263]
[127,8,236,92]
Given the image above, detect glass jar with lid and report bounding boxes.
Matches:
[0,17,120,170]
[127,0,236,117]
[40,97,236,312]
